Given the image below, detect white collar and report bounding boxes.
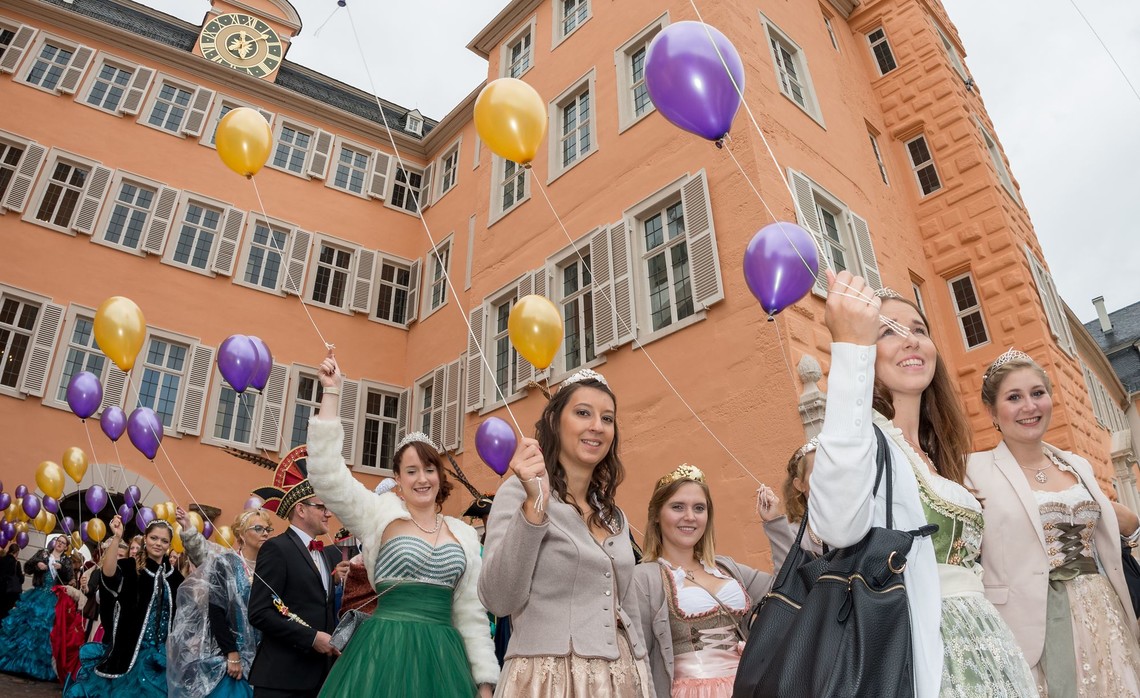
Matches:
[290,525,314,548]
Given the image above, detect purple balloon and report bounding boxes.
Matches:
[118,503,134,524]
[66,371,104,420]
[22,494,40,519]
[127,407,163,460]
[136,507,155,531]
[0,493,9,511]
[14,485,27,500]
[247,336,273,393]
[42,496,59,515]
[101,406,127,442]
[15,532,28,549]
[743,222,820,316]
[218,335,258,393]
[124,485,142,509]
[1,521,13,538]
[202,519,214,540]
[80,523,90,543]
[475,417,517,476]
[62,516,76,535]
[85,485,109,514]
[645,21,745,142]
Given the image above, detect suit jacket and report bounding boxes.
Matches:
[247,528,338,692]
[966,441,1140,667]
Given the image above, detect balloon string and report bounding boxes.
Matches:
[528,177,761,486]
[1066,0,1140,103]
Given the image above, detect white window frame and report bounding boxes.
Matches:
[868,129,889,185]
[482,286,523,408]
[548,69,597,183]
[76,52,150,117]
[161,191,232,276]
[628,188,703,343]
[42,304,112,412]
[547,240,605,383]
[435,138,461,200]
[501,18,536,79]
[414,370,441,446]
[138,74,211,137]
[489,155,529,225]
[946,272,990,350]
[21,148,106,236]
[283,364,323,451]
[932,22,968,81]
[199,96,274,149]
[615,14,667,133]
[370,253,418,328]
[404,110,424,137]
[1025,246,1076,356]
[761,15,825,126]
[201,368,265,451]
[305,234,358,313]
[19,32,90,96]
[268,117,317,178]
[355,380,403,476]
[234,213,296,296]
[93,170,167,256]
[472,135,481,170]
[128,327,199,436]
[911,280,926,314]
[326,136,375,198]
[904,134,942,197]
[976,119,1020,203]
[822,11,840,52]
[386,163,427,215]
[866,27,898,76]
[554,0,591,48]
[0,283,62,400]
[422,235,452,320]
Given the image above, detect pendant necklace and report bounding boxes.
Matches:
[1020,460,1052,484]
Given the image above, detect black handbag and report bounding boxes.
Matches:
[733,425,937,698]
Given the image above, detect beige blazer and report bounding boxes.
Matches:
[966,441,1139,667]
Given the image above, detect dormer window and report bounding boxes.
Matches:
[405,110,424,136]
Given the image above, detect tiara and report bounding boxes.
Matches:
[561,368,609,389]
[874,287,904,300]
[791,438,819,462]
[982,348,1036,381]
[655,463,706,490]
[395,432,438,453]
[374,478,397,495]
[147,519,175,534]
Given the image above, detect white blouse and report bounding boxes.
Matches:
[659,559,747,615]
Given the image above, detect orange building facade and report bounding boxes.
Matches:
[0,0,1131,566]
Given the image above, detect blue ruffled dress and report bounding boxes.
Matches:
[0,581,57,680]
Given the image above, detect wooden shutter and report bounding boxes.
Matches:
[514,274,535,387]
[211,207,245,276]
[284,228,311,296]
[177,342,215,436]
[465,306,485,413]
[255,362,288,452]
[531,268,550,381]
[848,211,882,290]
[19,301,63,397]
[429,366,446,447]
[681,171,724,309]
[73,165,112,235]
[350,248,376,314]
[396,388,410,443]
[181,86,216,137]
[307,129,333,179]
[589,226,615,354]
[442,359,461,451]
[101,365,128,412]
[1,143,46,213]
[608,221,635,347]
[418,163,434,210]
[788,169,829,296]
[405,259,421,324]
[142,186,178,256]
[58,45,94,95]
[368,151,392,199]
[0,25,36,75]
[338,378,360,464]
[120,66,154,115]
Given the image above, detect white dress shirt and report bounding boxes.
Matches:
[289,525,329,593]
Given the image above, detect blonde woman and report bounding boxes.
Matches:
[756,440,822,572]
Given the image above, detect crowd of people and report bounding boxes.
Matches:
[1,270,1140,697]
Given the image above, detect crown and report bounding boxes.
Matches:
[655,463,706,490]
[791,438,819,463]
[874,287,904,300]
[561,368,609,389]
[395,432,438,453]
[982,348,1036,382]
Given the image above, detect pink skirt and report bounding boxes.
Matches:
[671,647,739,698]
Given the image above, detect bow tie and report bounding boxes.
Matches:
[308,540,324,552]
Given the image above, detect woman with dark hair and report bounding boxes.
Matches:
[479,368,652,697]
[0,533,73,680]
[809,271,1034,697]
[632,464,771,697]
[305,352,497,697]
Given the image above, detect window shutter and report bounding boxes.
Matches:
[0,25,36,75]
[515,274,535,387]
[120,66,154,115]
[848,211,882,290]
[419,163,434,210]
[307,130,333,179]
[1025,246,1075,355]
[430,366,446,447]
[350,248,376,314]
[590,225,615,354]
[368,151,392,199]
[405,259,421,324]
[19,301,63,397]
[73,164,112,235]
[211,207,245,276]
[100,365,129,412]
[177,342,215,436]
[465,306,485,413]
[532,267,551,381]
[284,228,312,296]
[339,378,360,463]
[442,359,462,451]
[255,362,288,452]
[787,168,829,296]
[396,388,410,443]
[681,170,724,309]
[609,221,636,348]
[58,45,94,95]
[1,142,46,213]
[142,186,178,256]
[181,86,216,137]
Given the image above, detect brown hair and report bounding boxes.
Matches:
[643,478,716,567]
[873,297,972,485]
[782,448,814,524]
[536,379,624,531]
[980,355,1052,409]
[134,520,173,572]
[393,441,453,507]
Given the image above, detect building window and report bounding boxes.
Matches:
[85,62,131,113]
[506,28,532,78]
[212,385,256,445]
[912,283,925,314]
[935,25,967,80]
[147,81,194,133]
[559,88,592,169]
[362,389,400,469]
[289,371,322,448]
[866,28,897,75]
[332,145,369,195]
[417,379,435,436]
[490,295,518,400]
[869,132,889,185]
[948,273,989,349]
[390,166,424,213]
[1026,247,1076,355]
[172,202,222,270]
[788,169,883,292]
[25,42,72,91]
[0,141,24,202]
[823,14,840,52]
[560,255,595,372]
[630,46,652,117]
[429,241,450,312]
[243,221,288,290]
[497,158,527,219]
[438,146,459,197]
[615,18,665,132]
[34,160,88,229]
[405,114,424,136]
[641,201,694,332]
[560,0,589,39]
[102,180,154,251]
[905,135,942,196]
[273,124,312,174]
[0,26,18,62]
[979,124,1019,201]
[0,296,39,391]
[135,337,188,428]
[817,202,849,274]
[763,20,821,121]
[311,242,353,310]
[375,260,412,325]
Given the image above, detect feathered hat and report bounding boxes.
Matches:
[252,444,315,519]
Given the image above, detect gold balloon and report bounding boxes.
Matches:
[215,107,273,178]
[62,447,88,484]
[86,518,107,542]
[508,294,564,370]
[188,511,204,534]
[15,522,27,534]
[474,78,548,165]
[164,502,177,523]
[213,525,236,548]
[70,531,82,549]
[36,460,65,499]
[38,512,56,534]
[171,523,184,554]
[16,506,29,522]
[33,509,48,533]
[4,504,16,522]
[94,296,146,372]
[152,503,168,522]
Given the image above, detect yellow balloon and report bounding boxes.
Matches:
[33,509,48,533]
[215,107,273,178]
[71,531,82,550]
[508,295,564,370]
[152,503,167,522]
[87,518,106,542]
[213,525,236,548]
[188,511,204,534]
[36,460,65,499]
[4,504,17,522]
[171,523,184,553]
[38,511,56,534]
[474,78,548,165]
[17,506,29,522]
[94,296,146,372]
[165,502,177,523]
[62,447,88,484]
[15,522,27,534]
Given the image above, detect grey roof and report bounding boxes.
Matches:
[45,0,435,136]
[1084,299,1140,393]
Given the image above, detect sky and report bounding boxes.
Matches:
[138,0,1140,323]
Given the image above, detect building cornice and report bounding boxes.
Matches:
[825,0,860,19]
[467,0,542,59]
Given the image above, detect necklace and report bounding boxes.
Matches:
[1020,461,1052,484]
[409,513,443,535]
[902,435,928,459]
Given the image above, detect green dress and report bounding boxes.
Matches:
[318,536,476,697]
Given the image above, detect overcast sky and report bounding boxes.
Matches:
[139,0,1140,322]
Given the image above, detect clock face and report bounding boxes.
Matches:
[198,13,283,78]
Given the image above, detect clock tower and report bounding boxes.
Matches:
[193,0,302,81]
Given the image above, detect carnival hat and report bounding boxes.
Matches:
[252,444,315,519]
